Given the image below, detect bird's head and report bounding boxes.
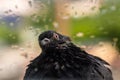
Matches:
[38,30,71,52]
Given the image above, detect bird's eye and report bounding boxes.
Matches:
[53,33,59,40]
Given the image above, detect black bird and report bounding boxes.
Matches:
[24,30,113,80]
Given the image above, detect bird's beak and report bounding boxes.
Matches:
[40,38,50,46]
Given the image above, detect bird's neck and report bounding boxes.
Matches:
[43,43,83,58]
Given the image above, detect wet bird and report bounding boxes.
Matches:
[24,30,113,80]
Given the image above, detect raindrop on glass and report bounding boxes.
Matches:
[21,52,28,59]
[10,22,14,26]
[4,11,9,14]
[99,27,104,31]
[80,45,87,49]
[0,16,2,19]
[19,48,25,51]
[53,21,59,28]
[29,26,33,30]
[98,42,104,47]
[8,9,12,12]
[12,36,16,39]
[61,65,65,70]
[36,19,39,23]
[72,6,74,10]
[0,68,2,71]
[1,21,5,24]
[15,5,18,9]
[9,34,13,37]
[76,32,84,37]
[90,35,95,38]
[91,6,96,11]
[113,37,118,47]
[16,17,20,22]
[34,68,38,71]
[101,9,107,14]
[47,0,51,5]
[61,16,70,20]
[11,45,19,49]
[110,5,116,11]
[26,43,32,48]
[103,31,108,34]
[28,0,33,7]
[44,25,49,30]
[113,38,118,42]
[64,3,69,8]
[75,11,78,16]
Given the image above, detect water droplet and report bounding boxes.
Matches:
[19,48,25,51]
[61,65,65,70]
[76,32,84,37]
[43,18,46,22]
[103,31,108,34]
[50,59,54,62]
[26,43,32,48]
[1,21,5,24]
[12,36,16,39]
[35,28,41,32]
[34,68,38,71]
[32,15,38,22]
[15,5,18,9]
[47,0,51,5]
[11,45,19,49]
[4,11,9,14]
[16,17,20,22]
[10,22,14,26]
[101,9,107,14]
[75,11,78,15]
[61,16,70,20]
[40,4,45,8]
[91,6,96,11]
[36,19,39,23]
[98,42,104,47]
[64,3,69,8]
[72,6,74,10]
[80,45,87,49]
[28,0,32,7]
[29,26,33,30]
[99,27,104,30]
[66,13,70,16]
[44,25,49,30]
[53,21,59,28]
[55,62,59,70]
[0,68,2,71]
[110,6,116,11]
[113,38,118,42]
[30,56,34,59]
[0,16,2,19]
[90,35,95,38]
[21,52,28,59]
[8,9,12,12]
[9,34,13,37]
[82,12,85,16]
[49,18,52,22]
[66,64,71,68]
[112,37,118,47]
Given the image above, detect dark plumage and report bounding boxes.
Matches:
[24,30,113,80]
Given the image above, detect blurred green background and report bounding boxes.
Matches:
[0,0,120,50]
[71,0,120,48]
